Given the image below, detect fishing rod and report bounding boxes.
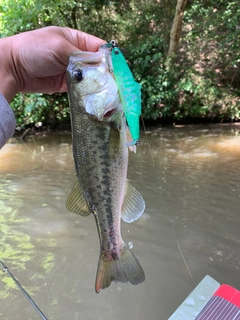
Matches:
[0,260,48,320]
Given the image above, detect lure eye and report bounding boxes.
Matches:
[73,69,83,82]
[114,49,119,55]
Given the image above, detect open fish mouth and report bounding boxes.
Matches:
[103,107,118,118]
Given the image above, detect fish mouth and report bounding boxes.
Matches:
[103,107,118,118]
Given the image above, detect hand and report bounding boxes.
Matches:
[0,26,105,102]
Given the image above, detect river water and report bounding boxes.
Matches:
[0,124,240,320]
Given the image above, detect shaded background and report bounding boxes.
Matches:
[1,0,240,127]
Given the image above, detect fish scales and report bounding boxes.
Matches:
[66,51,145,293]
[72,114,126,223]
[71,105,129,288]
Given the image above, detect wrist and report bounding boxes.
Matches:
[0,94,16,148]
[0,36,20,103]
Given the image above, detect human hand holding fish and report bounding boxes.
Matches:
[0,24,145,294]
[0,26,105,103]
[0,26,105,149]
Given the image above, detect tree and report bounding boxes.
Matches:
[168,0,188,58]
[0,0,239,125]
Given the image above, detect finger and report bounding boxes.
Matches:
[63,27,106,52]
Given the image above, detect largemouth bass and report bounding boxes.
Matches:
[66,50,145,293]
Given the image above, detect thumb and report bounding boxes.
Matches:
[59,28,106,66]
[62,27,106,53]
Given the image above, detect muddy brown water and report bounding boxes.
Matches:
[0,124,240,320]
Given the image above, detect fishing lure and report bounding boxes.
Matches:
[100,41,142,146]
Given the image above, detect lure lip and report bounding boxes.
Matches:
[99,43,113,50]
[99,42,129,56]
[99,43,114,73]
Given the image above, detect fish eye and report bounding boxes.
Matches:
[73,69,83,82]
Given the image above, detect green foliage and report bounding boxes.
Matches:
[177,0,240,121]
[1,0,240,126]
[0,0,40,36]
[127,36,177,120]
[0,0,121,39]
[10,94,49,128]
[176,69,221,119]
[10,93,70,128]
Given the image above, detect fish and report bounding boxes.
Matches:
[66,50,145,293]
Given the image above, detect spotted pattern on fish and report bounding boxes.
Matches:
[66,51,145,293]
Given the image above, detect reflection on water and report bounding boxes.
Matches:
[0,126,240,319]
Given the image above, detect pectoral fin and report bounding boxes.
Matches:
[121,181,145,223]
[66,180,91,216]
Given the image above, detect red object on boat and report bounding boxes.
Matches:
[195,284,240,320]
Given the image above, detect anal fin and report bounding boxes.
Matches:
[121,181,145,223]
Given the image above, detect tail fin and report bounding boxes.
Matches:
[95,243,145,293]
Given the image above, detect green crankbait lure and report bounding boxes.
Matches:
[100,41,142,146]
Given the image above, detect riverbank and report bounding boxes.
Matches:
[12,120,240,143]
